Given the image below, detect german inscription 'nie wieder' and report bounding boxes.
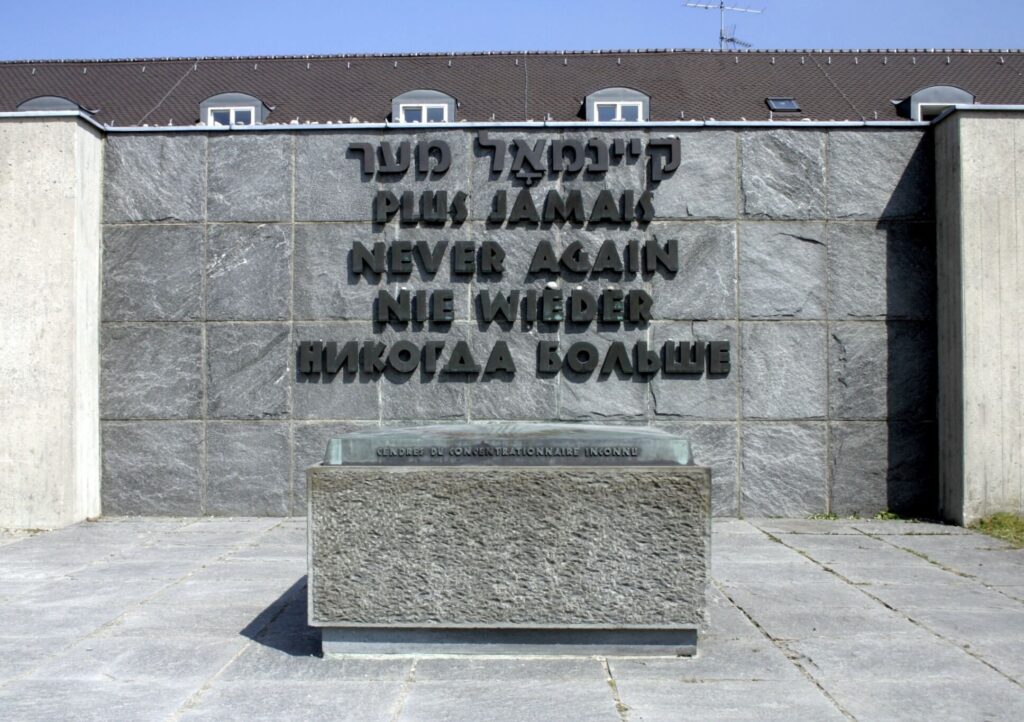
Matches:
[298,131,732,383]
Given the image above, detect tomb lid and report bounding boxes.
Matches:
[321,423,693,467]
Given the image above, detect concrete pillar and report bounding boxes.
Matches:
[0,115,103,529]
[935,110,1024,525]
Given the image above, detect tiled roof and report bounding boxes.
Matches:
[1,48,1022,126]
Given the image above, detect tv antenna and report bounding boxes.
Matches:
[685,2,764,51]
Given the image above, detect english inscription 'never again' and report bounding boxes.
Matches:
[298,131,730,381]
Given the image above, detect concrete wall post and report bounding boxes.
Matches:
[936,110,1024,524]
[0,116,103,529]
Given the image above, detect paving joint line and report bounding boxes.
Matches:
[386,658,418,722]
[763,524,1024,691]
[602,657,631,721]
[711,577,858,722]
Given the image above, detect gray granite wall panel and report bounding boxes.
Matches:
[100,127,939,517]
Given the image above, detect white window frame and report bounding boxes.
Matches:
[594,101,644,122]
[398,103,449,123]
[207,106,257,126]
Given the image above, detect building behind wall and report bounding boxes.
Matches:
[1,49,1023,527]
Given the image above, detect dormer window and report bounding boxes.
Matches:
[391,90,456,124]
[208,106,255,126]
[399,103,448,123]
[585,88,650,123]
[200,92,270,127]
[894,85,975,122]
[595,101,643,122]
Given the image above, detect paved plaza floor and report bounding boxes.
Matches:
[1,517,1022,721]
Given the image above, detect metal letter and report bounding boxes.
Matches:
[452,241,475,274]
[488,190,507,223]
[351,241,386,275]
[601,342,634,375]
[541,288,564,322]
[663,341,705,374]
[414,241,447,274]
[542,189,585,224]
[348,142,375,175]
[627,289,653,322]
[601,288,625,322]
[421,191,448,224]
[635,341,660,374]
[589,190,622,224]
[361,342,387,374]
[416,140,451,175]
[508,188,540,224]
[432,290,455,322]
[560,240,590,273]
[480,241,506,274]
[592,240,624,274]
[388,341,420,373]
[373,191,400,223]
[566,342,599,373]
[648,137,680,182]
[423,341,445,374]
[325,341,358,374]
[389,240,413,274]
[376,289,411,322]
[479,290,520,323]
[570,290,597,323]
[586,139,609,172]
[477,131,507,173]
[443,341,481,374]
[550,139,585,172]
[484,341,516,375]
[709,341,731,374]
[298,341,323,374]
[537,341,560,373]
[645,238,679,274]
[510,138,546,181]
[450,191,468,223]
[379,141,411,173]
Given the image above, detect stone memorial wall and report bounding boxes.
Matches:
[99,126,937,517]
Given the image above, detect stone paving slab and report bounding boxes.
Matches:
[0,516,1022,721]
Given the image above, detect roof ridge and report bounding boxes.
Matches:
[2,47,1024,65]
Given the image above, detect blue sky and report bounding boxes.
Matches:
[1,0,1018,61]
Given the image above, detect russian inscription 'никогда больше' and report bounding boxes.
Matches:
[298,132,732,381]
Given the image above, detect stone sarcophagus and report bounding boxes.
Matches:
[307,423,710,656]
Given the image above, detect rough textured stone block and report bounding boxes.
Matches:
[739,222,827,319]
[558,328,649,420]
[741,322,827,419]
[468,328,558,420]
[828,130,933,219]
[294,223,390,320]
[649,222,736,320]
[828,222,936,319]
[292,421,378,512]
[829,322,936,420]
[741,130,827,219]
[292,323,380,421]
[740,423,828,516]
[651,131,737,219]
[309,465,710,627]
[656,422,739,516]
[101,225,204,322]
[830,422,937,517]
[206,423,291,516]
[101,325,202,419]
[207,223,291,321]
[651,322,738,419]
[207,134,292,222]
[104,134,205,222]
[101,421,202,515]
[207,323,290,419]
[295,132,379,221]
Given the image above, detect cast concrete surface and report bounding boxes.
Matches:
[1,517,1023,721]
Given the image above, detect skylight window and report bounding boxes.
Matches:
[766,97,800,112]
